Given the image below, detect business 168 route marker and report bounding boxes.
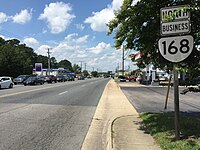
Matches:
[158,35,194,62]
[159,5,193,140]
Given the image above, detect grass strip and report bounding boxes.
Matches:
[140,112,200,150]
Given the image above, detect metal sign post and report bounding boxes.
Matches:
[173,64,180,140]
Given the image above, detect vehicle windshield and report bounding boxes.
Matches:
[17,75,27,78]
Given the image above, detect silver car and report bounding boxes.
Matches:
[0,76,14,89]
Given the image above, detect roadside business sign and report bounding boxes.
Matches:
[35,63,42,71]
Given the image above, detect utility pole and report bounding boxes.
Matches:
[84,63,87,71]
[80,61,83,74]
[122,45,125,76]
[46,48,52,75]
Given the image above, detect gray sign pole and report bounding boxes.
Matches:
[173,64,180,140]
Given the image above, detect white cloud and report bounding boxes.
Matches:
[131,0,140,6]
[75,24,85,31]
[42,29,47,34]
[12,9,32,24]
[0,12,9,23]
[39,2,75,34]
[112,0,123,10]
[34,34,128,72]
[0,35,6,39]
[23,37,39,48]
[84,0,123,32]
[64,33,89,44]
[76,35,89,44]
[88,42,111,54]
[76,50,88,58]
[36,45,50,56]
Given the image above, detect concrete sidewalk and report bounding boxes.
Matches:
[82,79,161,150]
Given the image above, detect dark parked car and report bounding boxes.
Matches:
[77,75,85,80]
[13,75,31,85]
[23,77,44,86]
[64,75,75,81]
[56,75,65,82]
[45,75,57,83]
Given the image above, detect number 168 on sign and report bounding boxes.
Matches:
[158,35,194,63]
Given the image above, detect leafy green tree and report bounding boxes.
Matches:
[0,37,76,77]
[51,57,58,68]
[72,64,81,74]
[107,0,200,77]
[35,55,48,68]
[91,71,98,77]
[0,38,37,77]
[82,70,89,77]
[58,59,73,71]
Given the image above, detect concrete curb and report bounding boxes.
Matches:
[110,115,139,149]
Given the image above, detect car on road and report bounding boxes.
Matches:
[56,75,65,82]
[64,75,75,81]
[0,76,14,89]
[23,76,44,86]
[77,75,85,80]
[13,75,30,85]
[45,75,57,83]
[126,75,136,82]
[118,75,126,82]
[136,76,143,82]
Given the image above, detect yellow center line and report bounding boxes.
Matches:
[0,84,65,98]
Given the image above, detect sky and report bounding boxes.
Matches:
[0,0,139,72]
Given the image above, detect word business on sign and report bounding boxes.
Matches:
[161,20,190,35]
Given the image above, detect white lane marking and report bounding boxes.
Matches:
[58,91,68,95]
[0,84,65,98]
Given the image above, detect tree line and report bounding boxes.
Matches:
[0,37,81,77]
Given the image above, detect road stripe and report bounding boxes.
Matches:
[58,91,68,95]
[0,84,66,98]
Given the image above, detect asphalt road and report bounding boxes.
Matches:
[119,82,200,117]
[0,78,110,150]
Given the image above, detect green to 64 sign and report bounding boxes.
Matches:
[158,35,194,63]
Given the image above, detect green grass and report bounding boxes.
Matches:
[140,113,200,150]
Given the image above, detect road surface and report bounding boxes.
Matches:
[119,82,200,117]
[0,78,110,150]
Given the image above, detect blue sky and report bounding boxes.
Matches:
[0,0,138,72]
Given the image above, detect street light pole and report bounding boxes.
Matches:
[84,63,87,71]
